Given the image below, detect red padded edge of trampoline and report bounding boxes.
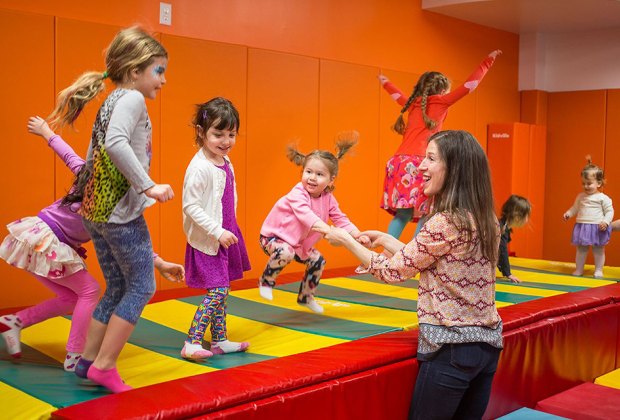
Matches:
[193,359,418,419]
[498,283,620,331]
[487,299,620,418]
[535,382,620,419]
[53,283,620,419]
[52,329,418,419]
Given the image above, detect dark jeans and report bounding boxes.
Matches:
[409,342,501,420]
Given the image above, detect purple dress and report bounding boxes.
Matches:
[185,160,251,289]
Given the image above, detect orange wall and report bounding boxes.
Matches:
[0,3,520,309]
[543,90,618,266]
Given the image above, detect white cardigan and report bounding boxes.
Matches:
[182,150,237,255]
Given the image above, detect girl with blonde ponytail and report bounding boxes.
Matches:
[378,50,502,240]
[258,131,369,314]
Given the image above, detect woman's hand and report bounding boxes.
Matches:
[324,226,354,247]
[311,221,330,235]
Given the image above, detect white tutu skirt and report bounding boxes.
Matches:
[0,216,86,279]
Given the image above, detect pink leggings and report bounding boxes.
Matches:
[16,270,100,353]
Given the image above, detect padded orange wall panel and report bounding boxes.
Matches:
[158,34,248,290]
[544,91,608,265]
[316,60,380,266]
[604,90,620,265]
[245,50,319,280]
[53,20,122,293]
[0,2,521,310]
[526,125,546,259]
[0,10,55,308]
[376,70,421,239]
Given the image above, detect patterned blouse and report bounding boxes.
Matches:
[358,211,503,359]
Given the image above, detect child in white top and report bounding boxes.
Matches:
[259,132,369,314]
[563,157,614,278]
[181,97,251,360]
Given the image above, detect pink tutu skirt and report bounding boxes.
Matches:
[0,216,86,279]
[380,154,429,215]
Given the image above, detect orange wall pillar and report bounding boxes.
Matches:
[488,122,546,259]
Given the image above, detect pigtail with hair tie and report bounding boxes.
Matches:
[334,130,359,160]
[286,143,306,167]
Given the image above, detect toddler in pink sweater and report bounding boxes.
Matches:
[259,132,368,313]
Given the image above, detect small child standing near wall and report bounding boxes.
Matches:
[497,195,531,283]
[258,132,369,314]
[563,157,614,278]
[181,98,251,360]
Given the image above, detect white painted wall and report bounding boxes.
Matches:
[519,28,620,92]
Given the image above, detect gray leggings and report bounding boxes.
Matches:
[83,216,155,325]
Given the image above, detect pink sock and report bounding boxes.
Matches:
[87,365,133,393]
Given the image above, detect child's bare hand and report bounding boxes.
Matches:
[27,116,55,141]
[357,234,371,247]
[157,261,185,283]
[489,49,503,59]
[599,222,609,231]
[563,212,570,221]
[507,274,521,284]
[219,230,238,248]
[377,74,389,85]
[145,184,174,202]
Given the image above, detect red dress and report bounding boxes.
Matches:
[380,54,497,215]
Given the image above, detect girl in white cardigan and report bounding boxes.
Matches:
[181,98,251,360]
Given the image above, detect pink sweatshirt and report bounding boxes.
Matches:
[261,182,357,259]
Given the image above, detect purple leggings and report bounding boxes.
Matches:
[17,270,100,353]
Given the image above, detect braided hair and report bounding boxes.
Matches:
[393,71,450,135]
[287,131,358,193]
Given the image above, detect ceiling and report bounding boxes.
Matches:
[422,0,620,35]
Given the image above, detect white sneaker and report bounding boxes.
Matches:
[259,284,273,301]
[0,314,22,358]
[298,299,324,314]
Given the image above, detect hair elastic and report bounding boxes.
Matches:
[102,71,109,79]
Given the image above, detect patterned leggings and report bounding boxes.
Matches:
[259,236,326,303]
[186,287,229,344]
